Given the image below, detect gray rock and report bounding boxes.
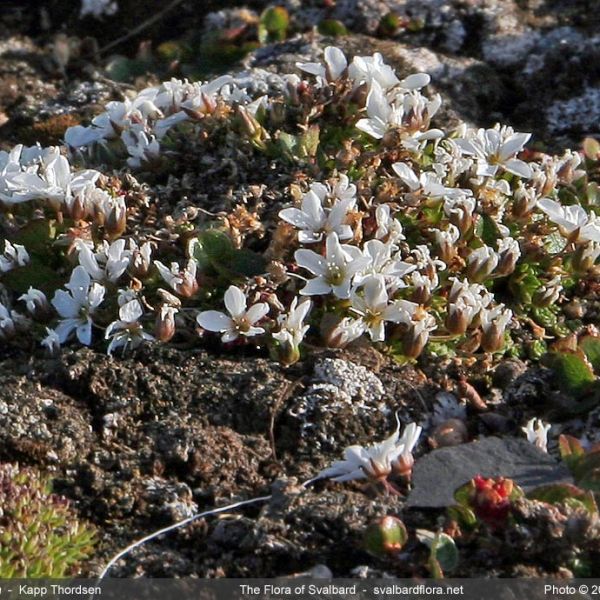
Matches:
[406,437,572,508]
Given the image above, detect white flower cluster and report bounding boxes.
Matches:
[317,417,422,485]
[65,76,252,169]
[0,145,99,207]
[0,45,597,362]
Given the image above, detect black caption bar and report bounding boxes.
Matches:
[0,579,598,600]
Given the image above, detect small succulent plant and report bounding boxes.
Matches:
[451,475,524,531]
[0,463,96,577]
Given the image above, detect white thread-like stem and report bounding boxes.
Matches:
[97,494,272,581]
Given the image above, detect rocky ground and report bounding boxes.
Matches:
[0,0,599,579]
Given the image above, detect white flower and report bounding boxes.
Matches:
[77,239,131,283]
[537,198,600,243]
[350,276,414,342]
[297,46,348,83]
[355,81,403,140]
[326,317,367,348]
[197,285,269,343]
[356,81,443,147]
[18,287,49,318]
[444,194,476,234]
[348,53,401,91]
[375,204,404,243]
[279,179,356,244]
[295,232,367,299]
[0,145,100,208]
[41,327,61,354]
[0,302,18,339]
[355,239,415,289]
[105,299,153,355]
[122,127,160,168]
[522,418,551,453]
[272,297,312,349]
[392,162,466,199]
[51,266,105,345]
[454,125,533,179]
[0,241,29,272]
[392,422,423,479]
[129,240,153,276]
[318,417,422,483]
[154,259,199,297]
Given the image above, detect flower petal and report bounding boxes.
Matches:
[197,310,233,332]
[224,285,246,318]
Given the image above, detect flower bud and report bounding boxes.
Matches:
[434,226,459,264]
[237,106,269,151]
[466,246,498,283]
[272,336,301,367]
[445,297,475,335]
[364,516,408,558]
[105,203,127,238]
[69,194,87,221]
[155,305,178,343]
[403,314,436,358]
[532,276,562,308]
[495,237,521,277]
[480,306,512,353]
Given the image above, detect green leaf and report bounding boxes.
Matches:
[105,56,153,82]
[419,530,459,578]
[549,349,596,398]
[431,533,459,574]
[2,257,63,295]
[509,263,541,305]
[317,19,348,36]
[476,214,500,246]
[258,7,289,44]
[580,335,600,372]
[193,230,267,278]
[528,483,598,514]
[453,480,475,507]
[531,306,558,329]
[446,505,477,530]
[583,137,600,161]
[559,434,585,469]
[545,231,568,254]
[297,125,320,159]
[13,219,59,254]
[574,451,600,492]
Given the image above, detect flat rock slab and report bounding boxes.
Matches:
[406,437,572,508]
